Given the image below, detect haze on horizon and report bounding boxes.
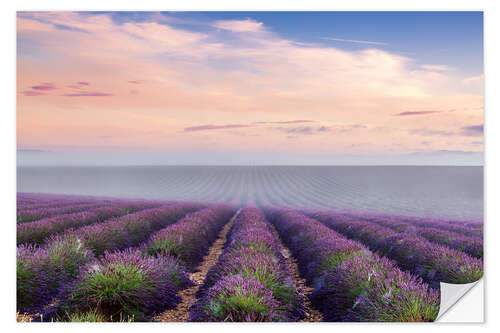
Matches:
[17,12,484,166]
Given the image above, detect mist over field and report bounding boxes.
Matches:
[17,148,483,166]
[17,165,483,221]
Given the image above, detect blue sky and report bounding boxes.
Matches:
[99,11,483,76]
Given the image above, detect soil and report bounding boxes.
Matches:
[268,223,323,322]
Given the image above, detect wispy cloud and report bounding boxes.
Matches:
[321,37,387,46]
[421,64,454,71]
[77,81,90,86]
[463,75,484,85]
[409,128,455,137]
[252,120,314,125]
[394,110,446,116]
[273,126,333,135]
[17,148,50,153]
[410,124,484,138]
[31,82,57,91]
[61,92,113,97]
[23,90,45,96]
[460,125,483,137]
[212,19,264,33]
[184,124,251,132]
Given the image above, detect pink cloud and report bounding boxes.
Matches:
[394,110,455,116]
[77,81,90,86]
[184,124,251,132]
[253,120,314,125]
[61,92,113,97]
[31,82,56,91]
[23,90,45,96]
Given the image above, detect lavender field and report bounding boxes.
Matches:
[16,187,483,322]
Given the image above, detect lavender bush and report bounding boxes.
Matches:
[59,249,187,321]
[17,234,95,313]
[192,275,281,322]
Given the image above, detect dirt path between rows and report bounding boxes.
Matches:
[268,224,323,322]
[155,209,241,322]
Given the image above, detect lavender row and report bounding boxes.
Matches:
[17,200,92,212]
[61,203,205,256]
[311,211,483,285]
[338,213,483,258]
[145,205,236,270]
[17,203,203,313]
[352,212,483,238]
[16,196,107,212]
[17,201,162,245]
[17,203,108,224]
[266,209,439,322]
[190,208,304,322]
[416,227,482,258]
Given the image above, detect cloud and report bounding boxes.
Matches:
[128,80,142,84]
[212,19,264,33]
[463,75,484,85]
[252,120,314,125]
[321,37,387,46]
[460,125,483,137]
[77,81,90,85]
[61,92,113,97]
[31,82,56,91]
[394,110,446,116]
[273,126,332,135]
[421,64,454,71]
[409,128,455,137]
[410,124,483,138]
[184,124,252,132]
[17,148,50,153]
[23,90,45,96]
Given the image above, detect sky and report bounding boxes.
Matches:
[17,11,484,165]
